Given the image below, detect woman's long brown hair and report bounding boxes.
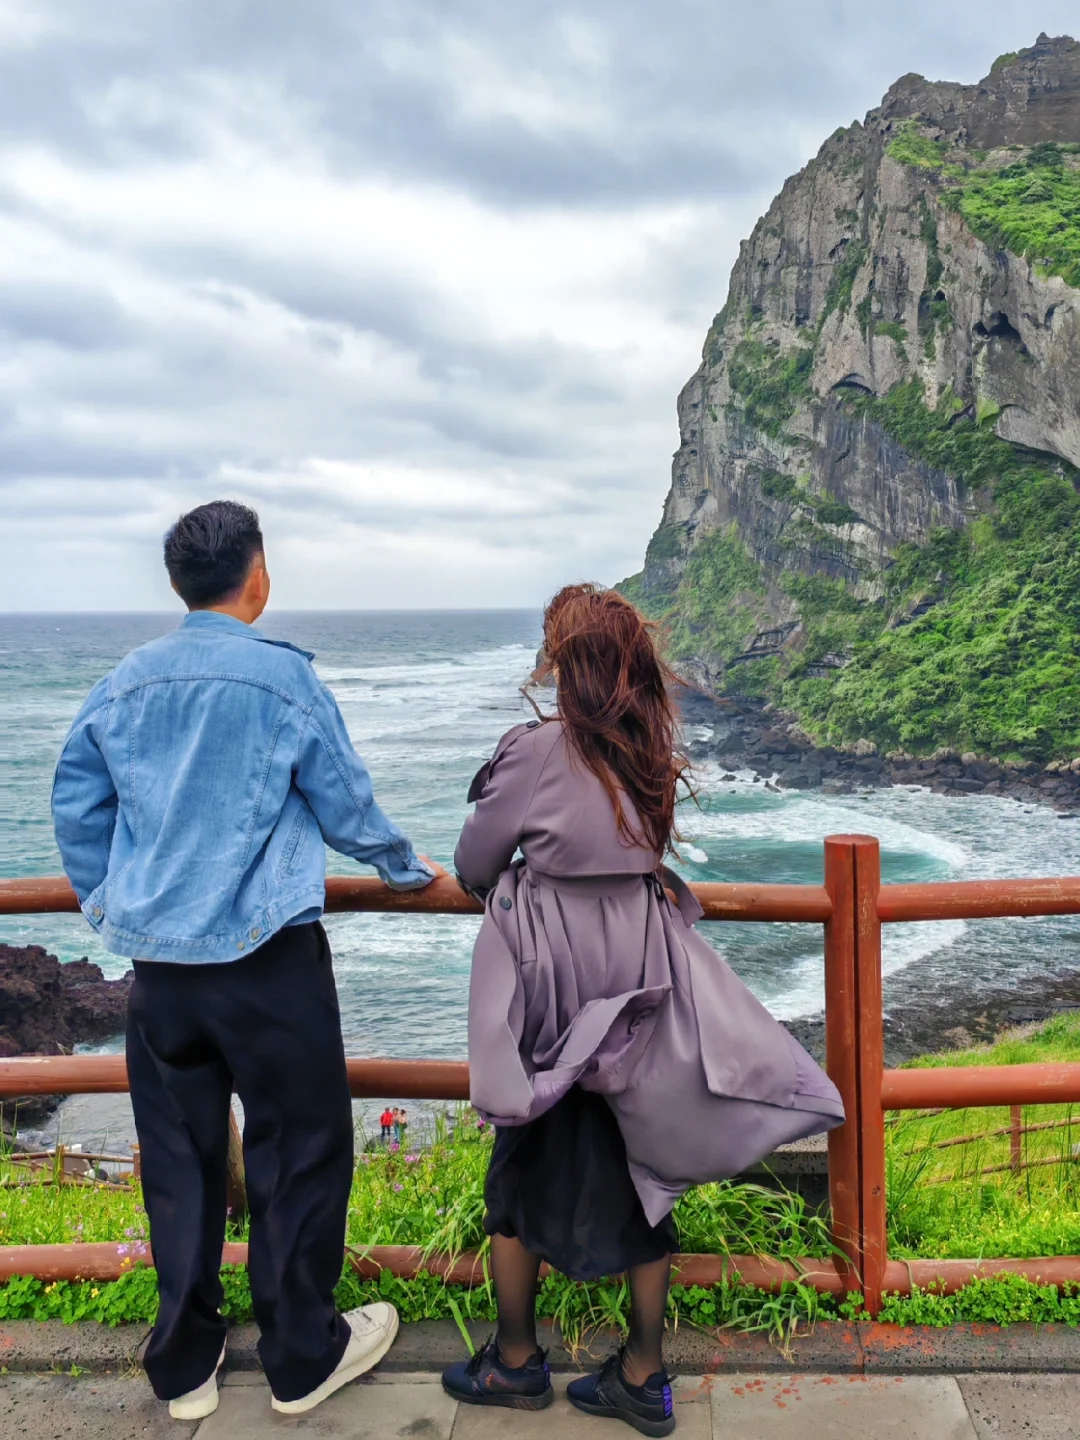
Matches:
[533,583,690,857]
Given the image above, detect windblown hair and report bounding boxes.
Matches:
[535,583,690,857]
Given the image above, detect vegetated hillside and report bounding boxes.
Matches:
[622,34,1080,762]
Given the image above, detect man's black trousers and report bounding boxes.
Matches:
[126,922,353,1403]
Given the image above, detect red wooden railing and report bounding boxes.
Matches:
[3,834,1080,1313]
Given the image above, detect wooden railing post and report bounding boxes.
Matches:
[824,836,862,1293]
[824,834,887,1314]
[853,835,887,1315]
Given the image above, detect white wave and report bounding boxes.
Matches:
[681,845,709,864]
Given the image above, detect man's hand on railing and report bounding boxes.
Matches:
[418,857,451,882]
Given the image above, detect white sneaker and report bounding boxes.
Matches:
[168,1342,226,1421]
[270,1303,400,1415]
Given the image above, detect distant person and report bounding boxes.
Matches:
[398,1109,409,1145]
[52,501,439,1421]
[441,584,843,1434]
[379,1108,395,1143]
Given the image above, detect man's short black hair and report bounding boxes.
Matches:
[164,501,264,608]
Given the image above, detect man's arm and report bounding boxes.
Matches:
[295,685,435,890]
[51,677,118,905]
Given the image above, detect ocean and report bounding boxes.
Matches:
[3,609,1080,1149]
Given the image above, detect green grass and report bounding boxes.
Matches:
[944,146,1080,288]
[886,121,948,170]
[886,1015,1080,1261]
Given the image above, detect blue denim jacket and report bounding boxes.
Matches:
[51,611,434,962]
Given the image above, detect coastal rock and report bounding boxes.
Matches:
[0,946,132,1130]
[0,945,131,1058]
[626,35,1080,766]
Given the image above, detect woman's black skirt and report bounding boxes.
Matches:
[483,1086,678,1281]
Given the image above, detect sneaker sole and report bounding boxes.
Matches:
[168,1390,220,1422]
[567,1392,676,1437]
[271,1311,401,1415]
[168,1343,226,1421]
[443,1382,555,1412]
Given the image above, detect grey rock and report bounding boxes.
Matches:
[630,36,1080,715]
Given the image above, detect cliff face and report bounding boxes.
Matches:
[628,36,1080,758]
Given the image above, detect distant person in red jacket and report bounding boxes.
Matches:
[379,1109,394,1143]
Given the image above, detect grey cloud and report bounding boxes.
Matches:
[5,1,1070,206]
[1,0,1076,609]
[0,281,134,351]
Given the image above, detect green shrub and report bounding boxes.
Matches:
[945,151,1080,288]
[887,121,948,170]
[728,341,814,437]
[814,499,857,527]
[760,472,799,501]
[820,242,867,324]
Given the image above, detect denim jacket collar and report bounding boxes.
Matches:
[181,610,315,661]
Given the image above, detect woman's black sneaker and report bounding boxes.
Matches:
[566,1351,676,1436]
[441,1338,554,1410]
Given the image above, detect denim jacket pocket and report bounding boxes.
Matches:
[277,802,312,879]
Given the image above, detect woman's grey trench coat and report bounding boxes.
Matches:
[456,719,845,1228]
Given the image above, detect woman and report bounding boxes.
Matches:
[441,586,843,1435]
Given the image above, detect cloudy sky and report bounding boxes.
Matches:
[0,1,1072,611]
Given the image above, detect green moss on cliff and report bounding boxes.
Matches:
[727,340,814,437]
[643,380,1080,761]
[784,382,1080,757]
[819,241,867,324]
[887,122,948,170]
[944,147,1080,289]
[662,526,765,664]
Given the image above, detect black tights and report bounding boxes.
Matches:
[490,1234,670,1385]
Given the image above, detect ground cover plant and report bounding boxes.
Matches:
[4,1019,1080,1346]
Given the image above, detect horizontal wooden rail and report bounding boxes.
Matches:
[0,1240,846,1291]
[881,1063,1080,1111]
[4,1239,1080,1299]
[0,874,832,924]
[0,1055,471,1101]
[878,876,1080,923]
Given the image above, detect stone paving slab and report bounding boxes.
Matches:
[198,1377,459,1438]
[860,1323,1080,1374]
[0,1372,194,1439]
[8,1318,1080,1377]
[708,1373,978,1438]
[957,1374,1080,1438]
[9,1368,1080,1438]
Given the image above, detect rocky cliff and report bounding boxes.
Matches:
[625,34,1080,761]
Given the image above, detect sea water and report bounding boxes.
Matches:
[3,609,1080,1148]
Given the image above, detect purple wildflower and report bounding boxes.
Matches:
[117,1244,130,1256]
[393,1184,404,1192]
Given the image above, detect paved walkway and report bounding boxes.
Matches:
[2,1369,1079,1439]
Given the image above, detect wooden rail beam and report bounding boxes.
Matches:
[0,874,831,924]
[0,1055,471,1101]
[881,1063,1080,1111]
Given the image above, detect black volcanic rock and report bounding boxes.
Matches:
[0,945,131,1059]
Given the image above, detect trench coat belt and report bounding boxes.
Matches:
[524,864,704,928]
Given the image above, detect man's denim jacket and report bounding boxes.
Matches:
[51,611,433,963]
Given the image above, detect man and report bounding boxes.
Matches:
[380,1107,395,1143]
[52,501,438,1420]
